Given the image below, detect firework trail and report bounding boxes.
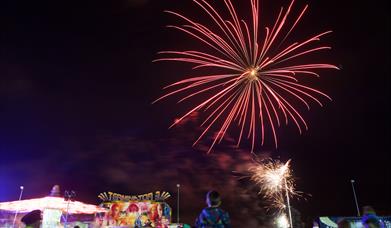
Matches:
[155,0,338,152]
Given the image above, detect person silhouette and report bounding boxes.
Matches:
[195,191,231,228]
[361,206,384,228]
[337,218,351,228]
[21,210,42,228]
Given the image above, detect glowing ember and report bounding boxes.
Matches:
[0,197,107,214]
[155,0,338,152]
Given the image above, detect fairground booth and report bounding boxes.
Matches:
[0,185,186,228]
[96,191,172,227]
[0,186,106,227]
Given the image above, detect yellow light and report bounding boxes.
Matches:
[247,68,258,81]
[250,69,257,76]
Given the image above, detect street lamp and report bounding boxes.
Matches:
[12,186,24,227]
[350,180,360,216]
[176,184,180,224]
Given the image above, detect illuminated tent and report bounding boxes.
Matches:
[0,196,107,214]
[0,186,107,227]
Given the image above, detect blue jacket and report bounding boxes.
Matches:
[195,207,231,228]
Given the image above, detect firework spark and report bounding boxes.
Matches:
[249,159,296,211]
[250,159,292,195]
[155,0,338,152]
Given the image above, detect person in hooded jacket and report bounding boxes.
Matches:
[195,191,231,228]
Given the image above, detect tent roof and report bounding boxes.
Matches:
[0,196,107,214]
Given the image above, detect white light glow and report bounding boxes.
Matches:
[276,214,290,228]
[0,196,107,214]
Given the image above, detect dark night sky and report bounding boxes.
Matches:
[0,0,390,226]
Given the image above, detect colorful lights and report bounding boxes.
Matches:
[0,197,107,214]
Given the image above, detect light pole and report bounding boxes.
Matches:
[64,190,76,228]
[350,179,360,216]
[12,186,24,227]
[176,184,180,225]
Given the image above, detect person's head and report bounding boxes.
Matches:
[337,218,351,228]
[74,226,80,228]
[363,206,376,215]
[206,190,221,207]
[21,210,42,228]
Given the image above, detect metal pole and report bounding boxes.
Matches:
[350,180,360,216]
[64,199,71,228]
[284,179,293,228]
[176,184,180,225]
[12,186,24,228]
[64,190,75,228]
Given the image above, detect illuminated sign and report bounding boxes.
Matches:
[98,191,171,202]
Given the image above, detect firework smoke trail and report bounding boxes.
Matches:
[154,0,338,152]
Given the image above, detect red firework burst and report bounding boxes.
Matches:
[154,0,338,152]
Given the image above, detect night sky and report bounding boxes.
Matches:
[0,0,390,226]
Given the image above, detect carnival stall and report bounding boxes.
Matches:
[96,191,172,228]
[0,185,106,228]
